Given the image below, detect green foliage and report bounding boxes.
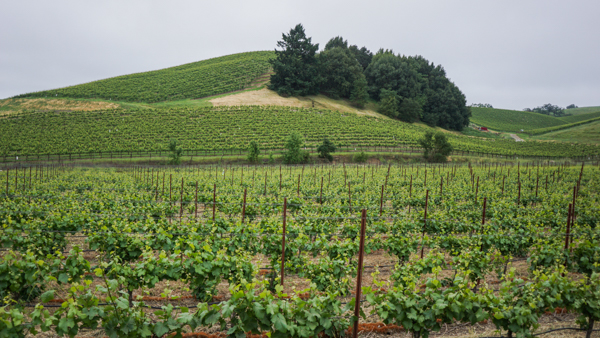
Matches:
[318,47,363,99]
[352,151,368,163]
[15,52,273,103]
[365,52,470,131]
[247,140,260,163]
[418,132,453,162]
[398,97,422,123]
[317,138,336,162]
[283,132,309,164]
[269,24,320,96]
[378,89,398,118]
[350,75,368,108]
[524,103,565,117]
[167,140,183,165]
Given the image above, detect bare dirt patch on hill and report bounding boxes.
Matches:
[210,88,386,118]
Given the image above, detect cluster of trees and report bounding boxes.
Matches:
[523,103,566,117]
[471,103,494,108]
[269,24,471,131]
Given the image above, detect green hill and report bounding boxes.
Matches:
[13,51,274,103]
[559,110,600,123]
[470,107,566,132]
[1,106,599,159]
[531,120,600,144]
[562,106,600,115]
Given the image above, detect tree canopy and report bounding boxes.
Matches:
[269,24,471,131]
[269,24,320,96]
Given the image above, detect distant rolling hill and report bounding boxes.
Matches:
[470,107,566,132]
[13,51,274,103]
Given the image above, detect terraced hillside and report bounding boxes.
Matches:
[1,106,599,158]
[13,51,274,103]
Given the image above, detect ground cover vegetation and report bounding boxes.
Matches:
[13,52,274,103]
[269,24,471,131]
[1,161,599,338]
[1,107,599,159]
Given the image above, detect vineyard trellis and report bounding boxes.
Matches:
[1,161,600,338]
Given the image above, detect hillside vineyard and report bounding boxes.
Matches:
[1,161,599,337]
[14,51,274,103]
[1,106,600,159]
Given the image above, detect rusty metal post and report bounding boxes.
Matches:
[241,188,247,223]
[379,184,385,216]
[564,203,572,251]
[179,177,184,223]
[420,190,430,258]
[352,209,367,338]
[348,184,352,213]
[281,198,287,286]
[195,181,198,219]
[320,177,324,204]
[482,197,487,226]
[212,183,216,221]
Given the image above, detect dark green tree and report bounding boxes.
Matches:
[317,138,337,162]
[350,75,369,108]
[269,24,320,96]
[247,140,260,163]
[378,89,399,118]
[348,45,373,70]
[318,47,364,99]
[324,36,348,50]
[418,131,453,163]
[397,97,422,123]
[167,140,183,165]
[283,132,309,164]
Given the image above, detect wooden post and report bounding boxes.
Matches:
[281,198,287,286]
[241,188,247,223]
[352,209,367,338]
[440,177,443,197]
[297,174,300,196]
[409,175,413,197]
[420,190,429,258]
[264,172,268,195]
[518,182,521,205]
[5,169,8,194]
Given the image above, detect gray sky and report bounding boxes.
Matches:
[1,0,598,110]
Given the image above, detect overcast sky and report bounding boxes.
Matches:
[1,0,598,110]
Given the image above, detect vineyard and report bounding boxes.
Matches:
[12,51,274,103]
[1,161,600,338]
[2,106,600,160]
[470,108,567,133]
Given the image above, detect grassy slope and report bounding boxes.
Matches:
[470,107,566,132]
[559,110,600,123]
[531,120,600,144]
[562,106,600,115]
[13,51,274,103]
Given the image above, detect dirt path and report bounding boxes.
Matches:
[510,133,525,142]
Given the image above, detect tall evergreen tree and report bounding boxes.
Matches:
[269,24,320,96]
[350,75,369,108]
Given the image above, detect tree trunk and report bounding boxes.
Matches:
[586,318,595,338]
[507,330,513,338]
